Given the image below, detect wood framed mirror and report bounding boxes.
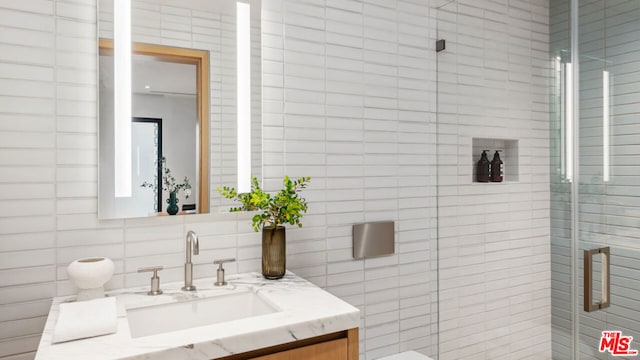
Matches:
[98,39,209,218]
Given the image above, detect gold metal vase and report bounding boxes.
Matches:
[262,226,286,279]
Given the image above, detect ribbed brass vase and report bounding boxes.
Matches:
[262,226,286,279]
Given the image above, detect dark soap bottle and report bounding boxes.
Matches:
[490,150,504,182]
[476,150,490,182]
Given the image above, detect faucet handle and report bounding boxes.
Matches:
[213,258,236,266]
[138,266,163,295]
[213,258,236,286]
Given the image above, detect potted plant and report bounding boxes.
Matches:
[218,175,311,279]
[141,156,191,215]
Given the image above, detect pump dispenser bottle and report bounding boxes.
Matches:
[476,150,491,182]
[490,150,504,182]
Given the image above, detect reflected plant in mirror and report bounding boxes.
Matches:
[141,157,192,215]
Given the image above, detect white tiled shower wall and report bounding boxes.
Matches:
[0,0,551,360]
[436,1,551,359]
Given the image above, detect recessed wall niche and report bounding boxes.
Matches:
[472,138,519,183]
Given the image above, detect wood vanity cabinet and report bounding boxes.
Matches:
[216,328,358,360]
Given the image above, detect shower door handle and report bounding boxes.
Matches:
[584,247,610,312]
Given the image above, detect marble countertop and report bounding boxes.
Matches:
[35,272,360,360]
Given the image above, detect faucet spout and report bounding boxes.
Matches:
[185,230,199,262]
[182,230,199,291]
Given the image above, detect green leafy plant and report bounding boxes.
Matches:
[218,176,311,232]
[141,156,191,198]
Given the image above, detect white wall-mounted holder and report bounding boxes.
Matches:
[472,138,519,183]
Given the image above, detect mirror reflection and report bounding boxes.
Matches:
[99,42,208,218]
[97,0,262,219]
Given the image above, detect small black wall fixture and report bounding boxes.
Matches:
[436,39,446,52]
[133,117,163,211]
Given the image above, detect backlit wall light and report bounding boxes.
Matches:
[603,70,610,183]
[237,1,251,193]
[565,62,573,183]
[114,0,132,197]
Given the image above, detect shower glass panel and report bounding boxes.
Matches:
[552,0,640,358]
[550,0,574,357]
[577,0,640,358]
[437,1,550,358]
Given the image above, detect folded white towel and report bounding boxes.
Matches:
[52,297,118,343]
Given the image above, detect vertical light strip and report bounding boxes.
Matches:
[237,1,251,193]
[114,0,132,197]
[557,57,565,179]
[565,62,573,183]
[603,70,610,182]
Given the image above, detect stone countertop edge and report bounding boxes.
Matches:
[35,272,361,360]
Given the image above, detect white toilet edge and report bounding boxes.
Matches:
[375,350,434,360]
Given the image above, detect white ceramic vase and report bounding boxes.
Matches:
[67,257,114,301]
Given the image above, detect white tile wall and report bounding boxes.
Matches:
[435,0,551,359]
[0,0,57,357]
[0,0,551,359]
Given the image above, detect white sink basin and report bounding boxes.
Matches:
[126,290,279,338]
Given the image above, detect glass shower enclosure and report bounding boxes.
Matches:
[551,0,640,358]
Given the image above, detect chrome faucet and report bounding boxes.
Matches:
[182,230,199,291]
